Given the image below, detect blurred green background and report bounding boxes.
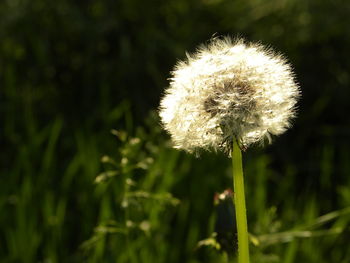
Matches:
[1,0,350,262]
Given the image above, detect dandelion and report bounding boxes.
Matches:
[159,36,300,263]
[159,37,300,154]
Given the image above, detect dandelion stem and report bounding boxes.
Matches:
[232,138,250,263]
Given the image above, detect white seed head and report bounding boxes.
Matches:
[159,37,300,154]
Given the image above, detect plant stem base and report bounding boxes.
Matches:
[232,139,250,263]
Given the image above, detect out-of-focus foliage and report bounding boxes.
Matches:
[1,0,350,262]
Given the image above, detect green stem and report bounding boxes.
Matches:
[232,138,250,263]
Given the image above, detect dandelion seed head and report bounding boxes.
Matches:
[159,37,300,154]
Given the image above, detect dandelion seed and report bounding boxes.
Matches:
[159,37,300,154]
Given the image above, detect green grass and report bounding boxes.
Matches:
[1,104,350,263]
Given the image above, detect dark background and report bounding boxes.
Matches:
[1,0,350,262]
